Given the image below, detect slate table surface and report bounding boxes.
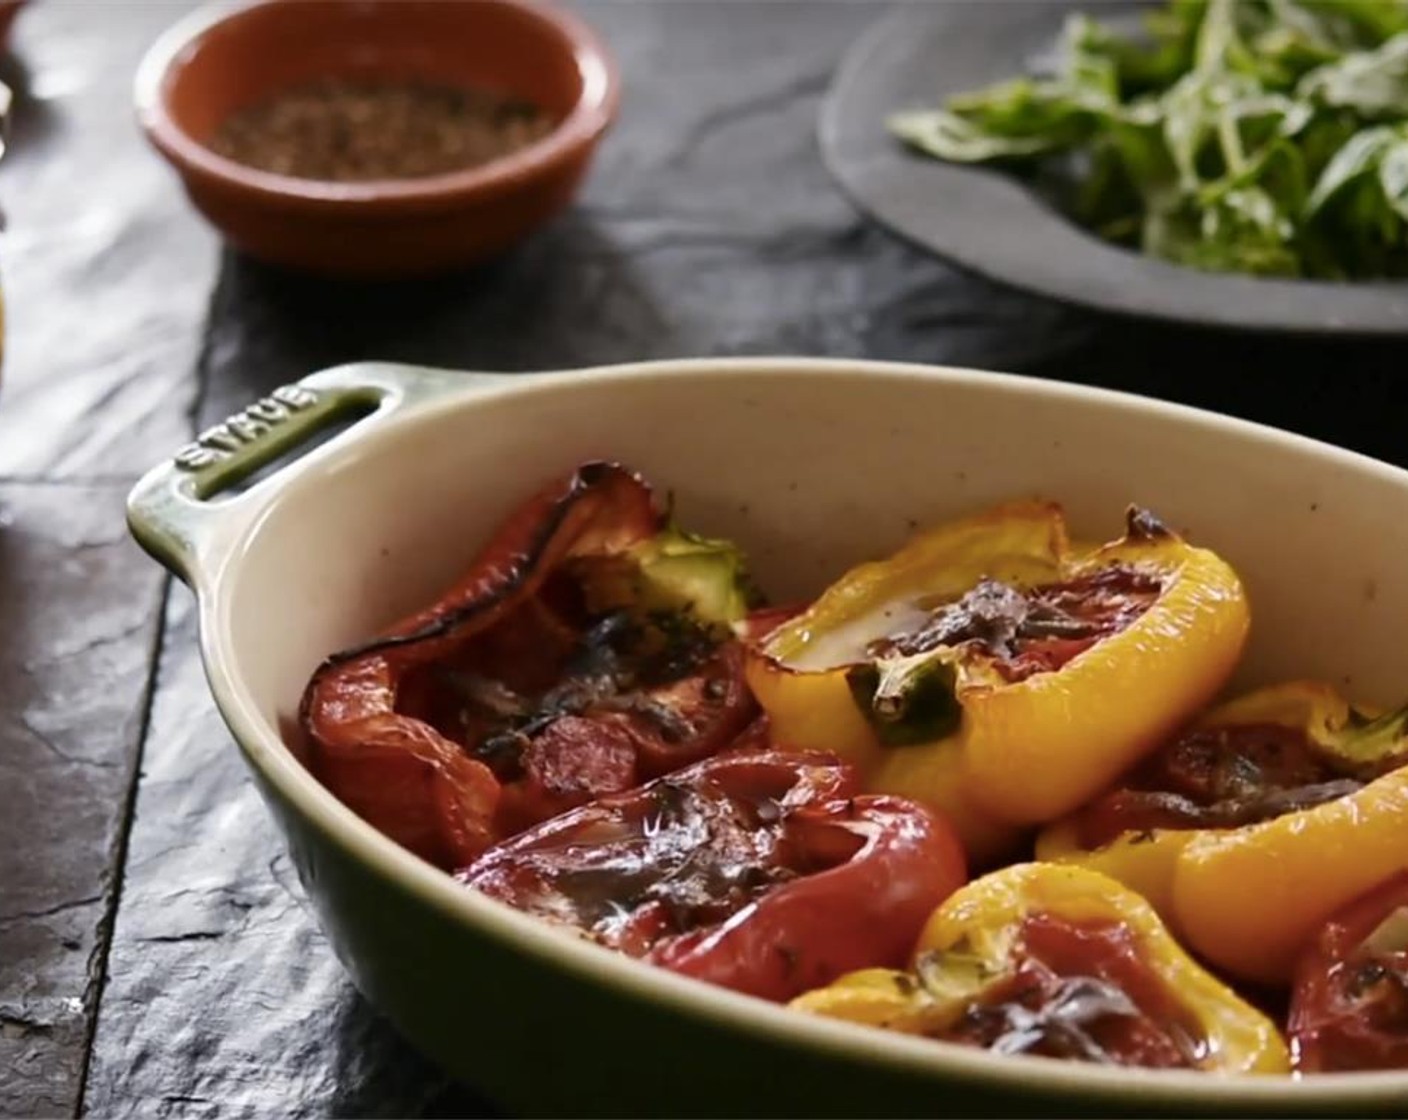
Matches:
[2,1,1406,1117]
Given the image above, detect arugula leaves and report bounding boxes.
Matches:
[891,0,1408,279]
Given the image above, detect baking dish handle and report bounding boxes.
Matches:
[126,361,504,587]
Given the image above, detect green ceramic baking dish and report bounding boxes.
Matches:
[126,358,1408,1116]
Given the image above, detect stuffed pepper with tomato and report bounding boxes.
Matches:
[458,748,968,1001]
[745,500,1248,863]
[790,863,1288,1073]
[301,461,770,868]
[1038,680,1408,984]
[1289,871,1408,1072]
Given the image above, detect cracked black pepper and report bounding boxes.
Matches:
[208,78,557,182]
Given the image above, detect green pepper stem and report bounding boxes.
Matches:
[845,653,962,748]
[1327,700,1408,778]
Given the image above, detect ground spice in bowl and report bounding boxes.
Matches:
[207,77,558,182]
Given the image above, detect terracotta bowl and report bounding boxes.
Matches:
[134,0,619,279]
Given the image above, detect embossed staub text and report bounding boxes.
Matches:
[174,384,320,471]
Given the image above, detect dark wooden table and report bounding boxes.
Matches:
[2,2,1405,1116]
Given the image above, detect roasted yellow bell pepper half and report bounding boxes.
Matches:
[1038,680,1408,985]
[744,500,1248,864]
[789,863,1288,1073]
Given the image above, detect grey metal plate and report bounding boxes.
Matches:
[820,1,1408,336]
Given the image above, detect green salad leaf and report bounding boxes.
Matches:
[889,0,1408,279]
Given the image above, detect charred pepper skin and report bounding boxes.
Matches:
[300,462,660,867]
[1289,870,1408,1072]
[744,501,1248,865]
[790,863,1289,1074]
[300,462,762,869]
[458,749,968,1002]
[1038,681,1408,985]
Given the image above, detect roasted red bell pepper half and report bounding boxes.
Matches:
[457,748,969,1002]
[1289,871,1408,1073]
[300,462,764,868]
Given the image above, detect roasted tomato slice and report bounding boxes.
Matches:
[790,864,1289,1073]
[866,565,1165,684]
[1073,721,1365,849]
[1071,683,1408,851]
[457,749,968,1002]
[934,913,1203,1067]
[1289,871,1408,1072]
[455,629,757,838]
[300,462,759,868]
